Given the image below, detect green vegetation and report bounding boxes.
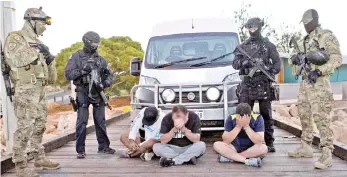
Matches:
[54,36,144,96]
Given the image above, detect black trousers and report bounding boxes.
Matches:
[75,91,110,153]
[239,82,275,146]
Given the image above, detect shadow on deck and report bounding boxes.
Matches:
[2,116,347,177]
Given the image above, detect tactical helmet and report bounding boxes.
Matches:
[245,17,264,39]
[82,31,101,53]
[23,7,51,25]
[301,9,319,33]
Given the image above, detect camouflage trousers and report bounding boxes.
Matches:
[12,83,47,163]
[297,77,334,150]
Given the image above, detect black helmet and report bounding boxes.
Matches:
[301,9,319,33]
[82,31,100,53]
[245,17,264,39]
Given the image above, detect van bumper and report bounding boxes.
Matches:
[130,81,241,131]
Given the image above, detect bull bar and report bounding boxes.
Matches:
[130,81,242,130]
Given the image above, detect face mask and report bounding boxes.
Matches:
[35,21,46,36]
[303,18,318,33]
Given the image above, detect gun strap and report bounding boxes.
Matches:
[236,46,276,82]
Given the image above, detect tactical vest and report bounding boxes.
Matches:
[6,31,48,87]
[73,50,102,87]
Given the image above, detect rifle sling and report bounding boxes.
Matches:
[236,46,276,82]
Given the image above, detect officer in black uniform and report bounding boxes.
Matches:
[232,18,282,153]
[65,31,115,158]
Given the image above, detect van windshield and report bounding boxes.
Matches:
[144,32,239,69]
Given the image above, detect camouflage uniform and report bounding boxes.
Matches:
[288,10,342,169]
[3,7,60,177]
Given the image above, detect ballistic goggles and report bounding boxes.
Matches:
[24,16,52,25]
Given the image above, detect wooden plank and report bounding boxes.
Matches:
[0,112,130,174]
[2,115,347,177]
[274,118,347,161]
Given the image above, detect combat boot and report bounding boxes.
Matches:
[314,147,332,169]
[15,162,40,177]
[288,140,313,158]
[34,157,61,170]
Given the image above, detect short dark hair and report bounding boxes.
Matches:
[144,106,158,118]
[236,103,252,116]
[172,105,188,114]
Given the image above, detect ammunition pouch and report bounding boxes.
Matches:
[243,74,271,101]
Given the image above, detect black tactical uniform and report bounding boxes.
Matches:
[232,18,282,152]
[64,31,115,158]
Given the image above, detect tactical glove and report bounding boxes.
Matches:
[269,68,277,75]
[96,83,104,91]
[103,80,111,88]
[36,44,50,56]
[45,54,55,65]
[307,69,322,84]
[241,59,254,68]
[81,64,92,75]
[291,53,305,65]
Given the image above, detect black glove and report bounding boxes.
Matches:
[81,64,92,75]
[96,83,104,91]
[36,44,50,55]
[36,44,55,65]
[307,69,322,84]
[45,54,55,65]
[291,53,305,65]
[241,59,254,68]
[103,80,111,88]
[269,68,277,75]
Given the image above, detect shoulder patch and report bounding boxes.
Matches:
[8,42,17,51]
[328,34,340,45]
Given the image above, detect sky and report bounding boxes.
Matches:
[11,0,347,55]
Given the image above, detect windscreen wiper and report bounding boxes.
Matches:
[154,56,207,68]
[189,52,233,67]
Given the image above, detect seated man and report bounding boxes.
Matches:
[153,105,206,167]
[117,106,165,161]
[213,103,268,168]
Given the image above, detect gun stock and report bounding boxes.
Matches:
[1,41,13,102]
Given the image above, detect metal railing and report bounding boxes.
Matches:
[130,81,241,119]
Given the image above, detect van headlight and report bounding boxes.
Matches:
[140,76,160,85]
[162,89,175,102]
[206,87,220,101]
[223,73,241,82]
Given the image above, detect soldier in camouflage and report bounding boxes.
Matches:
[3,7,60,177]
[287,9,342,169]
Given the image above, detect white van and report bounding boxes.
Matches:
[129,18,242,131]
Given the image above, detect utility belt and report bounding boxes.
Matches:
[236,73,278,101]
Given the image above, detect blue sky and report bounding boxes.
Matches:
[13,0,347,55]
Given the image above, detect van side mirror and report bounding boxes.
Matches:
[130,57,142,76]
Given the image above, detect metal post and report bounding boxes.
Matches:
[223,83,228,120]
[154,85,158,108]
[1,1,17,154]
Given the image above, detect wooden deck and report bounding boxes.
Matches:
[3,116,347,177]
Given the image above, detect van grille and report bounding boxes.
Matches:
[169,91,223,103]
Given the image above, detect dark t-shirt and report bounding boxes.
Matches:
[160,111,201,147]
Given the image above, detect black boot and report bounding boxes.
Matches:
[267,144,276,153]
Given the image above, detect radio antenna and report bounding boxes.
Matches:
[191,18,194,29]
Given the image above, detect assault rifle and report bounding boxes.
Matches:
[87,69,112,110]
[236,46,276,82]
[289,36,311,80]
[1,40,13,102]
